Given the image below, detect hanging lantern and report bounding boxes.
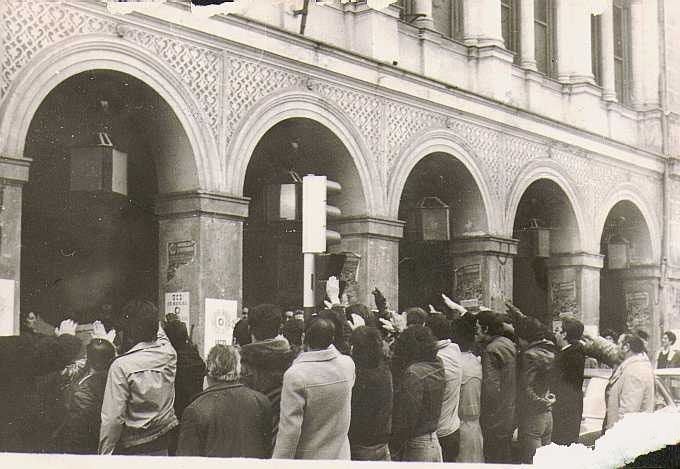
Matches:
[70,131,128,196]
[607,235,629,270]
[413,196,450,241]
[518,218,551,258]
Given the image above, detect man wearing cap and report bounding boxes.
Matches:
[603,333,654,432]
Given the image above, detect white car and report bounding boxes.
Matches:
[578,368,679,447]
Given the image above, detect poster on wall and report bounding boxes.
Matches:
[0,279,15,336]
[204,298,238,358]
[165,291,190,325]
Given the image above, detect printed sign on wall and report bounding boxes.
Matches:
[0,279,15,336]
[204,299,238,358]
[165,291,190,325]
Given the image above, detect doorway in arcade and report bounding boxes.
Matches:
[242,118,367,311]
[398,152,487,312]
[20,70,195,329]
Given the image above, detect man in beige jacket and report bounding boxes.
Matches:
[604,334,654,432]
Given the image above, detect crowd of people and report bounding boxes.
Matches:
[0,278,663,463]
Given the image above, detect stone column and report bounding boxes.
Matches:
[462,0,504,47]
[620,265,662,357]
[334,217,403,311]
[413,0,434,29]
[570,2,595,83]
[519,0,537,70]
[156,191,249,355]
[600,0,617,101]
[449,235,518,314]
[0,157,30,335]
[554,0,573,81]
[629,0,645,107]
[546,253,604,330]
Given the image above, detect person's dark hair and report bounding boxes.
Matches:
[427,314,451,341]
[120,299,159,345]
[516,316,550,343]
[664,331,677,345]
[405,307,428,326]
[248,304,283,341]
[623,334,646,354]
[86,338,116,372]
[350,326,383,368]
[562,317,584,342]
[601,328,619,341]
[394,325,438,370]
[634,329,650,342]
[165,319,189,350]
[282,318,304,347]
[306,317,335,350]
[452,316,476,353]
[476,310,505,337]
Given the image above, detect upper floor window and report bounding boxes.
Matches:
[501,0,520,61]
[591,14,602,85]
[613,0,631,104]
[534,0,555,76]
[432,0,464,40]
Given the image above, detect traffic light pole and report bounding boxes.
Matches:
[303,252,315,325]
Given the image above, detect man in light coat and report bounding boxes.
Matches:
[273,317,356,460]
[604,334,654,431]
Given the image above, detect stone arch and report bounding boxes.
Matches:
[225,89,381,215]
[387,129,497,233]
[0,34,217,190]
[596,183,660,262]
[506,159,588,251]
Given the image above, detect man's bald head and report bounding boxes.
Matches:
[306,317,335,350]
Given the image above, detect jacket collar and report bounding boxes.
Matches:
[610,353,650,383]
[436,339,451,350]
[196,381,242,398]
[122,339,163,356]
[294,344,340,364]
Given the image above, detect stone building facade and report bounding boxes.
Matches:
[0,0,678,355]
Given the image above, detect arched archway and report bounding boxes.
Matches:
[226,89,381,215]
[599,199,656,338]
[20,69,201,326]
[0,35,215,189]
[242,117,368,309]
[511,177,584,324]
[396,150,490,311]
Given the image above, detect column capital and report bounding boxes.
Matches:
[335,216,404,241]
[546,252,605,270]
[450,234,519,256]
[156,191,250,220]
[0,156,31,185]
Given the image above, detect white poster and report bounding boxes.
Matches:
[0,279,15,336]
[204,298,238,357]
[165,291,190,325]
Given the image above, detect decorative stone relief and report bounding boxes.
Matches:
[225,56,304,136]
[0,2,221,139]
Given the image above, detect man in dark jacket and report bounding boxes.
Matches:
[477,310,517,464]
[240,304,298,445]
[0,319,82,452]
[177,344,272,458]
[54,337,116,454]
[551,317,586,445]
[515,317,557,463]
[348,326,393,461]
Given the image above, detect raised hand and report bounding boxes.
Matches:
[55,319,78,336]
[326,276,341,305]
[92,320,116,344]
[442,294,467,314]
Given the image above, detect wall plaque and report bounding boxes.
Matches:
[167,240,196,280]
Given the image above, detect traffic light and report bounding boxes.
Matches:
[302,174,342,253]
